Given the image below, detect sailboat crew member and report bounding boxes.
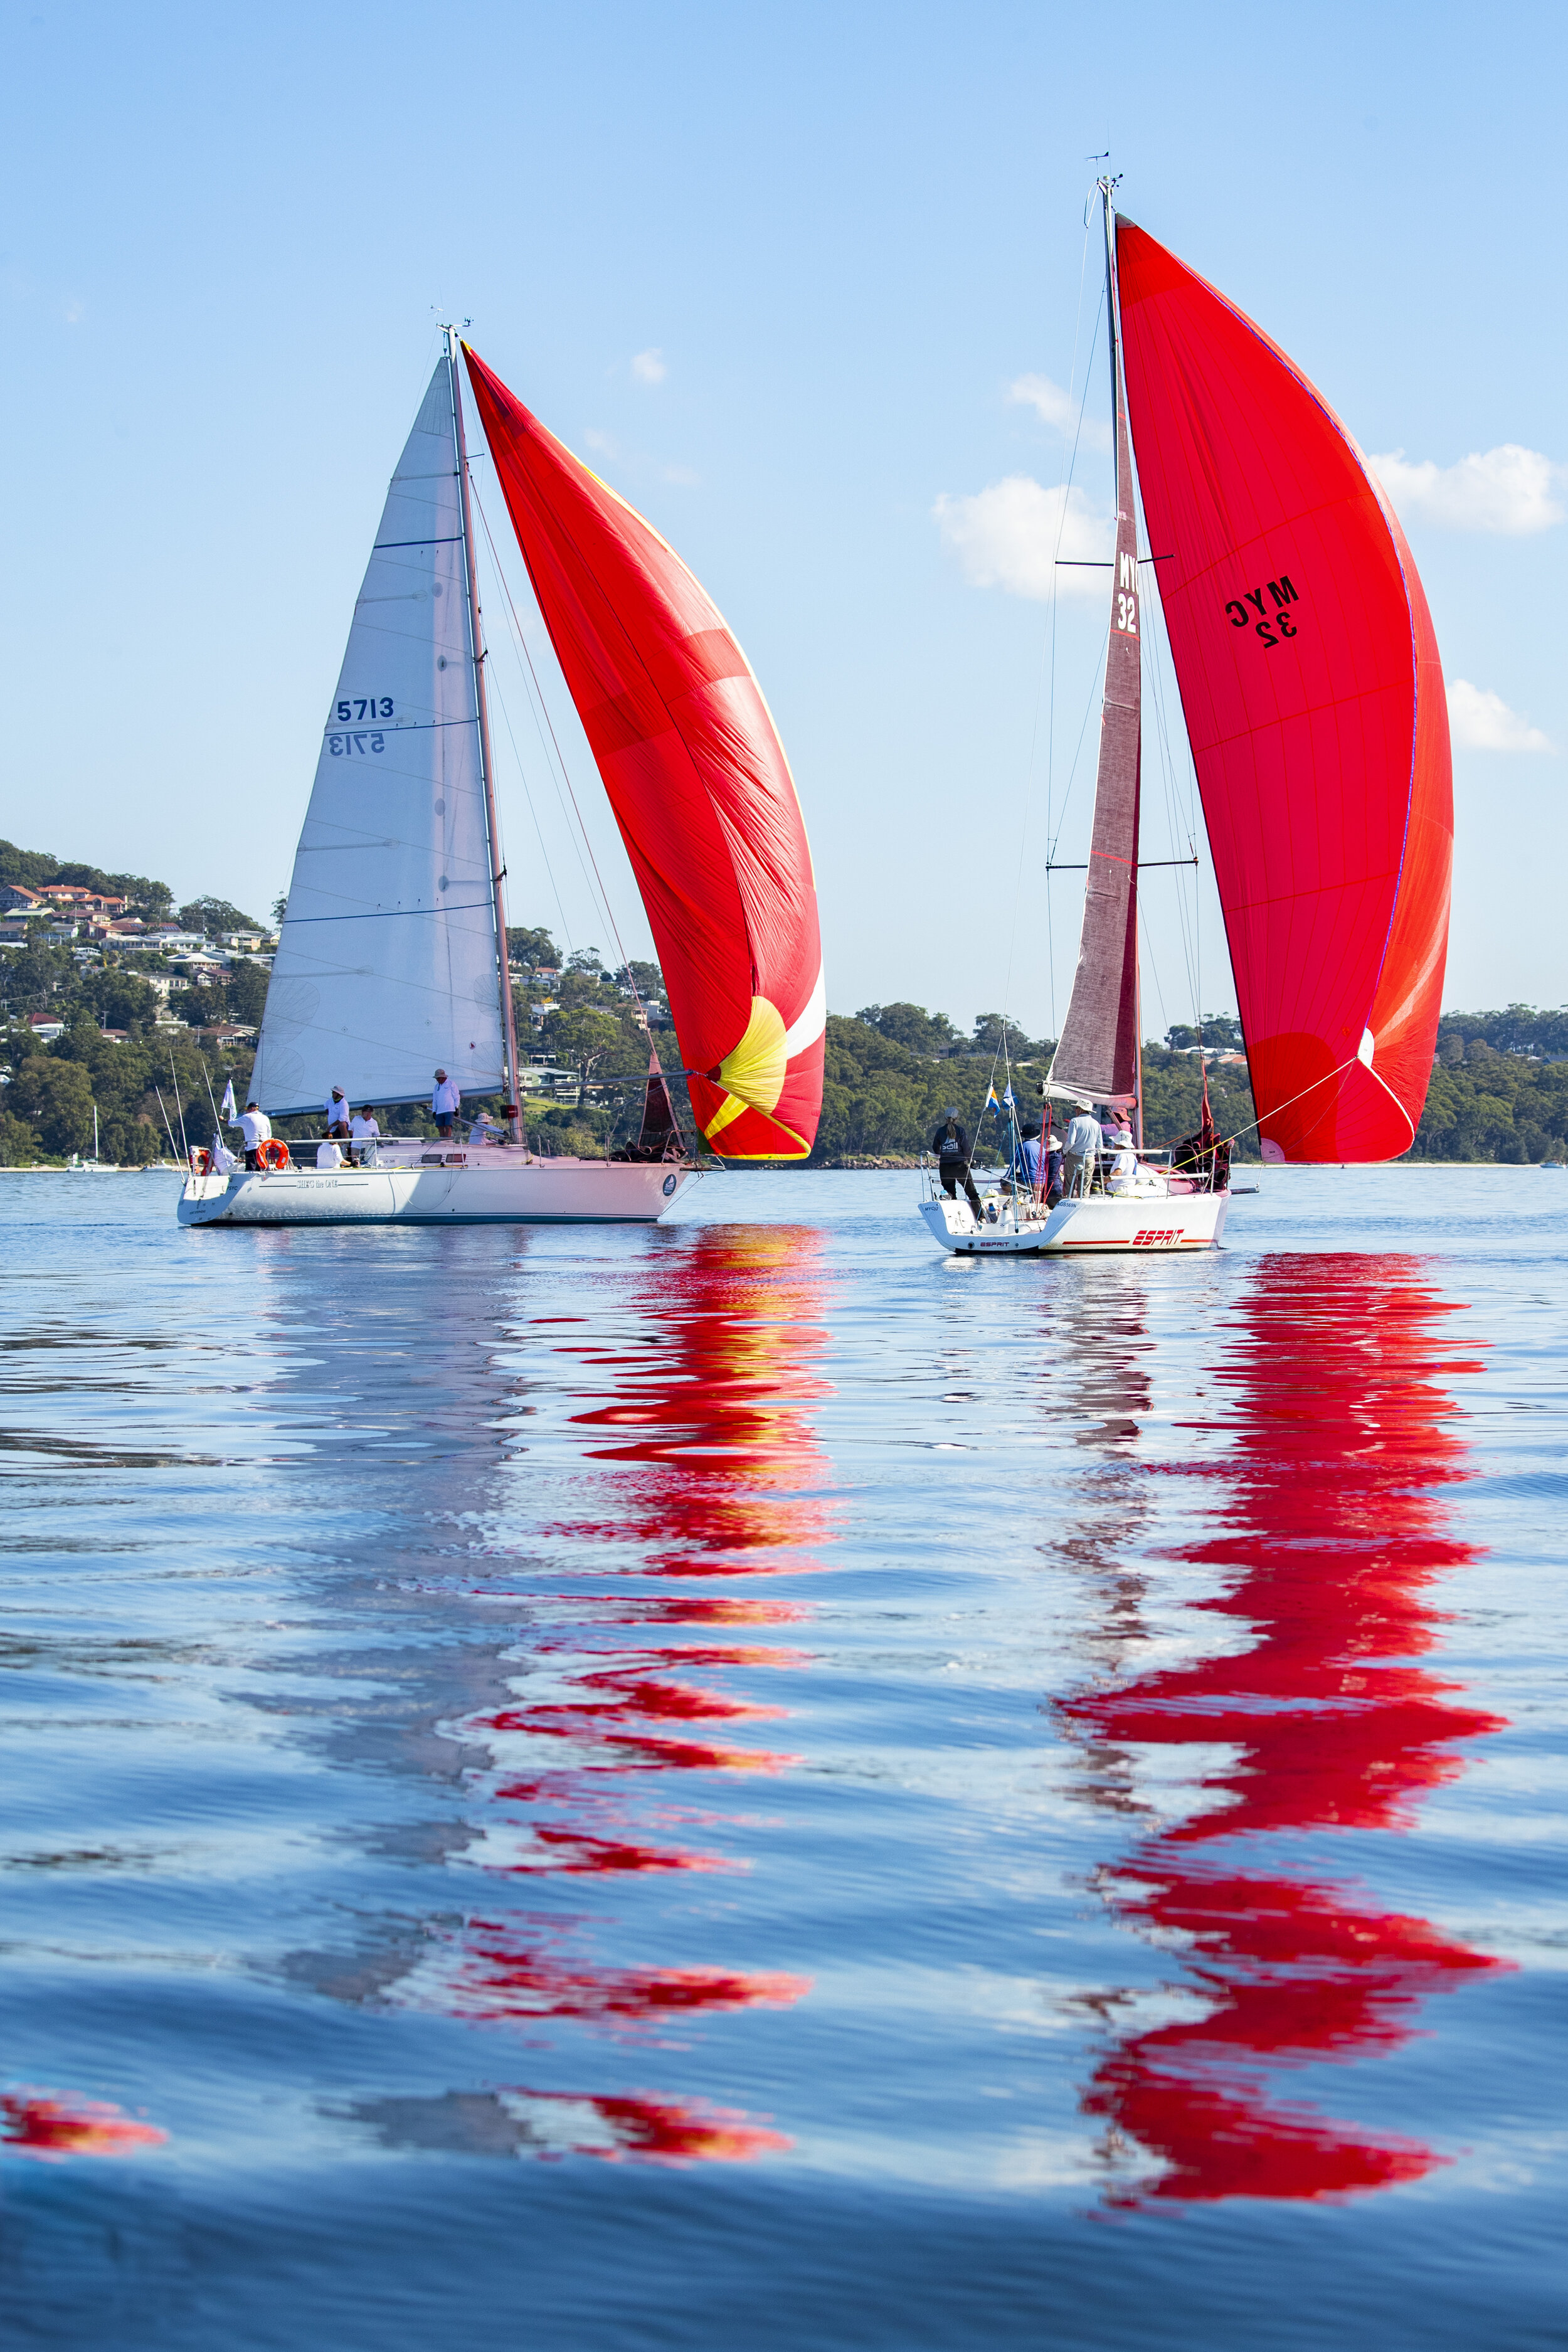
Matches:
[324,1086,351,1143]
[932,1109,982,1220]
[1061,1106,1102,1199]
[432,1069,461,1138]
[349,1106,379,1164]
[238,1101,272,1171]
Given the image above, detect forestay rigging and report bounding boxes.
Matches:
[253,356,507,1116]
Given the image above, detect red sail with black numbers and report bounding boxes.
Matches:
[1116,221,1451,1163]
[462,344,824,1160]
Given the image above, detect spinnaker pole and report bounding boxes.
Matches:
[447,326,522,1143]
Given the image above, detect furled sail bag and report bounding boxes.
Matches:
[463,346,825,1160]
[1116,221,1452,1162]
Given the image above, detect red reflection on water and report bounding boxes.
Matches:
[558,1226,840,1575]
[501,1825,734,1877]
[503,2085,790,2163]
[1061,1256,1508,2204]
[430,1229,830,2077]
[2,2090,166,2158]
[449,1917,809,2026]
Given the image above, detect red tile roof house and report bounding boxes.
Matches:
[26,1013,65,1043]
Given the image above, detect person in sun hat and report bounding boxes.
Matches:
[1061,1103,1102,1199]
[432,1068,462,1138]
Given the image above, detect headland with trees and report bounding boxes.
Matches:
[3,839,1565,1167]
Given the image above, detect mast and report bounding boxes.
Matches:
[447,326,522,1143]
[1047,174,1143,1123]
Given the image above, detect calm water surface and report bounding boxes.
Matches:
[1,1168,1564,2348]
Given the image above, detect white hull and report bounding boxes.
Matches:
[921,1182,1227,1256]
[178,1148,695,1228]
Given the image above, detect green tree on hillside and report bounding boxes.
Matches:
[855,1002,960,1057]
[177,896,262,936]
[8,1055,96,1156]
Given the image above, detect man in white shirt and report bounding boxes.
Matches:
[432,1068,461,1138]
[349,1107,380,1164]
[1062,1108,1101,1199]
[316,1138,344,1170]
[1106,1138,1141,1192]
[238,1101,272,1170]
[324,1086,351,1144]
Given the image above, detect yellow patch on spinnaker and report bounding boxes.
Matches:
[702,996,788,1143]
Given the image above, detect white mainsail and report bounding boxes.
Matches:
[253,358,506,1117]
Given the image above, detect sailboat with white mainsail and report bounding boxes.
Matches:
[923,177,1452,1256]
[181,332,825,1229]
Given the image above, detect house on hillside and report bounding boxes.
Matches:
[26,1013,65,1043]
[0,884,43,914]
[520,1061,581,1106]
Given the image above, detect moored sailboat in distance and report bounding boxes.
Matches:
[181,332,824,1229]
[923,177,1452,1255]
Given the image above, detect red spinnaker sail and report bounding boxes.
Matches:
[1116,223,1451,1162]
[462,345,824,1160]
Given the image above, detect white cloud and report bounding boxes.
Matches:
[582,428,618,456]
[1369,443,1564,534]
[933,475,1113,600]
[1447,678,1554,753]
[1007,373,1111,453]
[631,347,666,386]
[62,297,85,326]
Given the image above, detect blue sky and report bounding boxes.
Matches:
[3,0,1562,1036]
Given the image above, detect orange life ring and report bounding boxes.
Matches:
[191,1147,212,1175]
[256,1138,290,1171]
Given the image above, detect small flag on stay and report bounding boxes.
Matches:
[220,1080,238,1123]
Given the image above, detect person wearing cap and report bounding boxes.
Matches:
[238,1101,272,1170]
[931,1107,982,1221]
[324,1086,351,1144]
[432,1068,461,1138]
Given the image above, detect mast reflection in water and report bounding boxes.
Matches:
[415,1227,835,2156]
[1059,1254,1507,2204]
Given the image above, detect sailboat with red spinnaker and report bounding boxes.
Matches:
[923,179,1451,1256]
